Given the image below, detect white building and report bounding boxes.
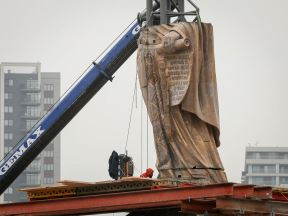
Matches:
[242,147,288,187]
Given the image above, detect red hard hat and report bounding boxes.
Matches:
[146,168,154,174]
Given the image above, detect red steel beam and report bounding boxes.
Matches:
[181,199,216,214]
[216,197,288,215]
[0,183,234,216]
[253,186,273,199]
[273,192,288,202]
[233,184,255,198]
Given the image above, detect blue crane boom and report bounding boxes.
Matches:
[0,3,160,194]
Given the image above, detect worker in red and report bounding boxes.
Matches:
[140,168,154,178]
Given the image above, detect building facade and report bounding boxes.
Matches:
[0,62,60,203]
[242,147,288,187]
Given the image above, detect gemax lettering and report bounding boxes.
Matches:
[0,126,45,175]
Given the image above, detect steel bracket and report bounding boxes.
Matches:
[93,62,114,82]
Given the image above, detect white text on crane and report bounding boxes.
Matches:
[0,126,45,175]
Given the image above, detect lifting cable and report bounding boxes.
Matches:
[124,14,155,172]
[145,24,150,170]
[140,94,143,173]
[146,96,149,169]
[123,70,145,176]
[124,71,138,152]
[123,68,150,175]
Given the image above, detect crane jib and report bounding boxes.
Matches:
[0,21,142,195]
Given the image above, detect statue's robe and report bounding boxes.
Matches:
[137,22,227,184]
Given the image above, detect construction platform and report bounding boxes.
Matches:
[0,178,288,215]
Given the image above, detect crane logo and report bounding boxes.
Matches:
[0,126,45,175]
[132,25,141,35]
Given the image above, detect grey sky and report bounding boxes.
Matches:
[0,0,288,183]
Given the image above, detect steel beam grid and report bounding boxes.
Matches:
[182,198,288,215]
[254,186,273,199]
[273,192,288,202]
[0,183,234,216]
[272,189,288,202]
[233,184,273,200]
[181,199,217,214]
[1,183,288,215]
[216,197,288,215]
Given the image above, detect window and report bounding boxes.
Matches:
[26,80,39,90]
[4,93,12,99]
[266,165,276,173]
[259,152,270,159]
[4,187,13,194]
[43,151,54,157]
[252,165,276,174]
[252,165,265,173]
[26,120,38,130]
[258,152,288,159]
[4,106,13,113]
[4,120,13,126]
[280,165,288,174]
[43,177,54,184]
[252,176,276,186]
[43,84,54,91]
[277,152,288,159]
[44,164,54,171]
[280,177,288,185]
[4,133,13,140]
[25,106,40,117]
[27,161,41,172]
[26,174,41,185]
[4,146,13,154]
[8,79,13,86]
[43,97,54,104]
[246,152,258,159]
[26,93,40,103]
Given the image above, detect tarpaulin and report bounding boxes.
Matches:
[137,22,227,184]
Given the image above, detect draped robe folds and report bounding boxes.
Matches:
[137,22,227,184]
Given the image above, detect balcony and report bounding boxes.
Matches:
[20,83,41,92]
[25,166,41,173]
[20,128,30,132]
[246,159,288,164]
[21,98,41,106]
[21,126,35,132]
[20,182,41,188]
[21,113,42,119]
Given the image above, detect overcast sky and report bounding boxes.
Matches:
[0,0,288,183]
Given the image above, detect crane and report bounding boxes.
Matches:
[0,0,200,195]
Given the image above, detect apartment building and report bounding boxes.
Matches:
[0,62,60,202]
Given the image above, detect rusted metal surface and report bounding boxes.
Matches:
[216,197,288,215]
[273,188,288,202]
[21,178,200,200]
[2,182,288,215]
[181,199,216,214]
[0,183,234,216]
[253,186,273,199]
[25,186,76,200]
[233,184,255,198]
